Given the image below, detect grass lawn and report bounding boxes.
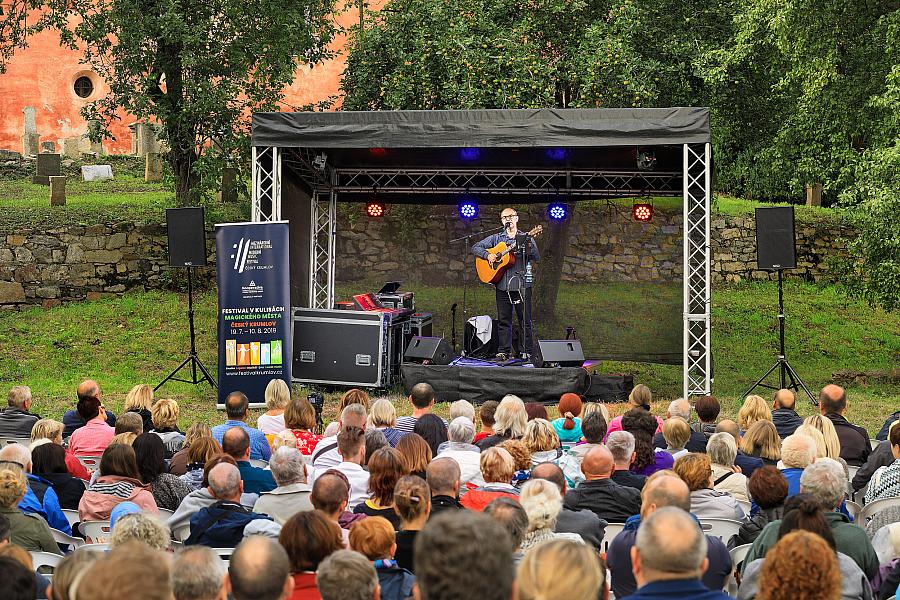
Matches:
[0,280,896,434]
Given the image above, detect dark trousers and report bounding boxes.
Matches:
[496,287,533,355]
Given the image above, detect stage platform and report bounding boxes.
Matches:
[401,357,630,404]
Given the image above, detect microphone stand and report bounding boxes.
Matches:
[449,225,506,355]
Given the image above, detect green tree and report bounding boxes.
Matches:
[1,0,338,204]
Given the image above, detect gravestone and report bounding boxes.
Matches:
[49,176,67,206]
[129,122,159,157]
[145,152,163,182]
[81,164,113,181]
[806,183,823,207]
[60,137,81,159]
[41,141,56,153]
[32,153,61,185]
[21,107,39,156]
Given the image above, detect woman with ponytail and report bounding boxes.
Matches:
[551,393,584,447]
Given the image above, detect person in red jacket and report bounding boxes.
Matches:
[461,447,519,511]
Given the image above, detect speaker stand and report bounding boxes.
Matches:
[742,270,816,405]
[156,268,217,391]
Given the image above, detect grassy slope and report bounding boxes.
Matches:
[0,281,896,434]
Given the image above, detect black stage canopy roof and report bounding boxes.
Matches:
[252,107,710,151]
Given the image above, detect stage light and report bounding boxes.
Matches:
[636,149,657,171]
[365,200,386,218]
[460,148,481,161]
[548,202,568,221]
[546,148,568,161]
[368,148,388,157]
[458,200,478,219]
[632,202,653,222]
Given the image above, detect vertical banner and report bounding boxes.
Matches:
[216,221,291,406]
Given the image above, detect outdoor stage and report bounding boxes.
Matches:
[401,357,631,404]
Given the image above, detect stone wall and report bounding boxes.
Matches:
[0,206,851,308]
[0,222,215,308]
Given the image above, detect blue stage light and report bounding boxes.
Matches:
[460,148,481,161]
[548,202,568,220]
[546,148,568,161]
[458,200,478,219]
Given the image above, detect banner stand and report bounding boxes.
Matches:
[215,221,292,408]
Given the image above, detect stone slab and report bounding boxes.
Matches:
[81,165,113,181]
[32,153,61,185]
[50,176,67,206]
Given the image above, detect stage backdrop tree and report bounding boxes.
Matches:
[341,0,668,321]
[0,0,338,205]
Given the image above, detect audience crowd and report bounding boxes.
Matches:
[0,379,897,600]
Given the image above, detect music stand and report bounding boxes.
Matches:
[156,207,217,391]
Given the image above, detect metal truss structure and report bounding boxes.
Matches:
[252,144,712,398]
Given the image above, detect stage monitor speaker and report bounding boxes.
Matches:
[755,206,796,270]
[532,339,585,368]
[166,207,207,267]
[404,336,454,366]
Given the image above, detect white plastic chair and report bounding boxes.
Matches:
[211,547,235,561]
[699,518,742,541]
[870,439,880,451]
[80,543,109,552]
[248,458,269,469]
[3,437,32,447]
[50,527,84,549]
[858,496,900,526]
[79,520,112,543]
[61,509,80,528]
[30,551,64,573]
[736,500,751,515]
[601,522,626,552]
[76,455,102,472]
[158,508,175,521]
[726,544,753,595]
[845,500,862,523]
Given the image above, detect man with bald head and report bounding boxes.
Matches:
[532,461,606,549]
[185,463,274,547]
[715,419,763,477]
[222,426,276,494]
[819,384,871,465]
[227,536,294,600]
[626,507,732,600]
[771,388,802,438]
[564,445,641,522]
[427,457,464,516]
[607,475,732,599]
[62,379,116,437]
[653,399,708,453]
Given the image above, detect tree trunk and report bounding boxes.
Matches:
[534,202,575,323]
[169,142,199,207]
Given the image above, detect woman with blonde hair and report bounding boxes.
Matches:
[522,419,563,466]
[284,396,322,455]
[740,420,782,466]
[604,384,663,440]
[518,479,584,551]
[323,389,371,436]
[369,398,403,447]
[476,395,528,450]
[109,432,137,446]
[123,384,154,433]
[166,422,212,476]
[518,539,604,600]
[461,447,519,511]
[662,417,691,459]
[794,424,828,459]
[150,398,184,456]
[257,378,291,435]
[30,418,90,480]
[739,395,773,433]
[0,466,61,553]
[803,415,842,460]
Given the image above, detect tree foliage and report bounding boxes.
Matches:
[1,0,338,205]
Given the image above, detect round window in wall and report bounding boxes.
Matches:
[74,76,94,98]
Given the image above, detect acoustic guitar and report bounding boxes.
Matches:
[475,226,543,284]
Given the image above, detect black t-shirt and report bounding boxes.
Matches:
[353,501,402,530]
[395,530,419,574]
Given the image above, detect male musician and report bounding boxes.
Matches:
[472,207,540,361]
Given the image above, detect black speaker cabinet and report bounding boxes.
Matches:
[166,207,207,267]
[404,336,454,366]
[755,206,796,270]
[532,339,585,368]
